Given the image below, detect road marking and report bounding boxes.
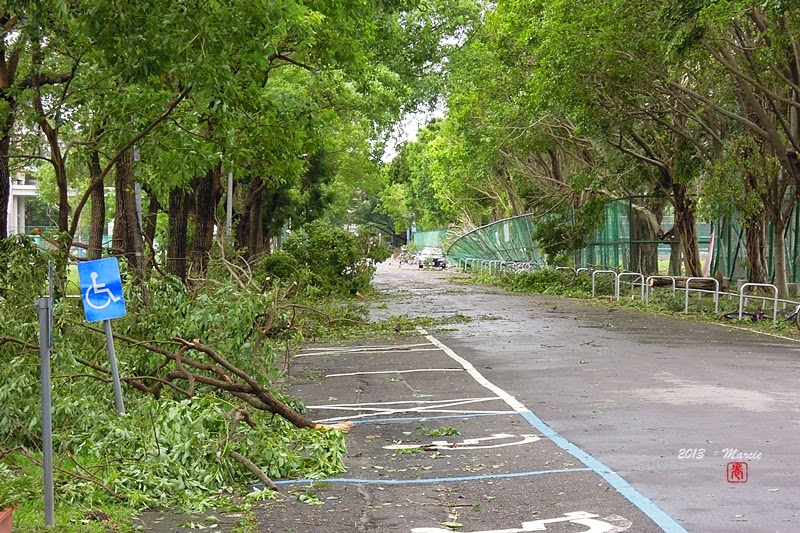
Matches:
[311,397,501,408]
[419,328,687,533]
[272,467,592,486]
[325,368,462,378]
[411,511,632,533]
[296,343,436,357]
[317,408,515,423]
[384,433,541,450]
[352,413,511,424]
[311,397,514,422]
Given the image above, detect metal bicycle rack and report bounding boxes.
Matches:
[644,276,677,306]
[684,277,720,313]
[616,272,645,302]
[591,270,618,298]
[738,283,779,324]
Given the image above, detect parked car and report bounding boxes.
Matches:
[414,248,447,269]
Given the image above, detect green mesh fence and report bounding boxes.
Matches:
[412,229,448,249]
[709,217,745,281]
[578,197,712,275]
[710,204,800,283]
[440,196,800,281]
[444,214,545,263]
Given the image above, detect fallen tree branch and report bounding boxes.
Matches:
[278,303,370,326]
[73,321,325,430]
[20,447,127,501]
[0,336,38,350]
[229,450,277,491]
[174,337,316,429]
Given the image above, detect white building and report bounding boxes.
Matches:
[6,173,37,235]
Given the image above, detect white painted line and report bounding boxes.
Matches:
[418,329,527,410]
[297,347,443,358]
[318,409,516,423]
[296,343,437,357]
[412,511,631,533]
[325,368,462,378]
[304,342,433,352]
[311,397,514,423]
[309,397,500,408]
[417,327,687,533]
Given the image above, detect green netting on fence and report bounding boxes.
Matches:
[444,214,545,263]
[709,217,745,281]
[710,205,800,283]
[577,197,712,275]
[412,229,448,248]
[440,196,800,282]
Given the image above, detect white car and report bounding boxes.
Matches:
[414,248,446,269]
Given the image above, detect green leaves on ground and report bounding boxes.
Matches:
[0,239,351,524]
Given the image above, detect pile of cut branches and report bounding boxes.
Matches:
[0,239,366,522]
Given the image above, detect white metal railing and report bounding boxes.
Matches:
[684,277,720,313]
[645,276,677,306]
[454,261,800,328]
[591,270,617,298]
[616,272,645,302]
[738,283,778,324]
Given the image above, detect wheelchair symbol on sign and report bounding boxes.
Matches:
[85,271,122,310]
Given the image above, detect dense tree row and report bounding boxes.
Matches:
[385,0,800,295]
[1,0,481,282]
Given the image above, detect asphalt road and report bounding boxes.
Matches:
[255,262,800,533]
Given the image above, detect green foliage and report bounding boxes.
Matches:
[532,199,606,263]
[0,235,54,302]
[424,426,461,437]
[0,243,348,522]
[489,269,595,298]
[256,251,305,287]
[259,221,375,296]
[0,463,35,508]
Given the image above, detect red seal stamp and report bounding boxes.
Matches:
[727,461,748,483]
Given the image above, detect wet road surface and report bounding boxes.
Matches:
[256,263,800,532]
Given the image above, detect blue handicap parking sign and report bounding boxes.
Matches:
[77,258,127,322]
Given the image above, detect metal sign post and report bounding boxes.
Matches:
[36,297,55,526]
[77,258,127,415]
[103,319,125,414]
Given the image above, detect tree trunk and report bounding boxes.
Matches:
[743,212,767,284]
[0,38,19,240]
[143,191,161,261]
[167,188,188,282]
[114,150,146,284]
[31,39,69,235]
[773,219,790,297]
[673,183,702,277]
[649,276,718,290]
[236,177,266,259]
[88,149,105,260]
[668,239,682,276]
[630,203,660,275]
[0,112,14,240]
[247,191,265,259]
[191,164,222,275]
